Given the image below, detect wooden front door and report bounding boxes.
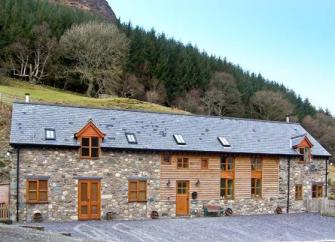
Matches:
[78,180,101,220]
[176,180,189,216]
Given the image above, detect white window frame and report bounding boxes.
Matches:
[173,134,186,145]
[125,133,137,144]
[45,129,56,140]
[218,136,230,147]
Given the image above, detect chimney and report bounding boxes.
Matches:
[286,114,290,123]
[25,93,30,103]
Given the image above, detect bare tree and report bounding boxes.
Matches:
[203,72,245,117]
[5,23,56,83]
[29,24,57,83]
[249,90,294,121]
[5,38,31,79]
[174,88,205,114]
[59,22,130,97]
[144,78,166,104]
[120,73,145,99]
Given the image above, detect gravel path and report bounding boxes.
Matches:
[0,223,99,242]
[31,213,335,242]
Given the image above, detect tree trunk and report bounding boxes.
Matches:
[86,81,94,97]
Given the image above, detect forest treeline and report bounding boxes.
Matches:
[0,0,334,161]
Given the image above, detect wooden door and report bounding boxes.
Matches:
[176,181,189,216]
[78,180,101,220]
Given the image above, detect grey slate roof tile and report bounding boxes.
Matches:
[10,102,331,157]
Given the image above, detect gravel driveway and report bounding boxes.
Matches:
[34,213,335,242]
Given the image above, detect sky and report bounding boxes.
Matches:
[108,0,335,114]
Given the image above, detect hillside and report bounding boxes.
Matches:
[0,77,186,113]
[49,0,117,22]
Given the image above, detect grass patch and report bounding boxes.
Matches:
[0,77,187,114]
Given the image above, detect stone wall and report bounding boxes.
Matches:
[10,147,161,222]
[290,157,327,213]
[9,147,327,222]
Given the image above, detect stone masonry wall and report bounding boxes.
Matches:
[10,147,161,222]
[9,147,327,222]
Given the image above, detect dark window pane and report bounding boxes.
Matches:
[82,138,89,146]
[183,158,189,168]
[221,157,226,170]
[81,148,90,157]
[91,148,99,157]
[252,159,262,170]
[227,158,234,170]
[92,137,99,147]
[228,179,233,189]
[312,184,317,198]
[162,155,171,164]
[177,158,183,168]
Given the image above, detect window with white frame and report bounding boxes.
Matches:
[173,134,186,145]
[45,129,56,140]
[125,133,137,144]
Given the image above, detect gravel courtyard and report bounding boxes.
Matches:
[35,213,335,242]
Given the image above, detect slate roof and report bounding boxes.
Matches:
[10,102,331,157]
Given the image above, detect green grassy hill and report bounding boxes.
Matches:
[0,77,187,113]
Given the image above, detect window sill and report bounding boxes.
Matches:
[128,201,147,203]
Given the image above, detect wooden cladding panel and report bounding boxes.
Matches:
[262,157,279,198]
[234,157,251,199]
[160,154,220,201]
[160,154,280,201]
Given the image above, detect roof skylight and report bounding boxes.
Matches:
[218,137,230,147]
[173,134,186,145]
[125,133,137,144]
[45,129,56,140]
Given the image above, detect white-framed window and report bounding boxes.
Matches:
[173,134,186,145]
[45,129,56,140]
[218,136,230,147]
[125,133,137,144]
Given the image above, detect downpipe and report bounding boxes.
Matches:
[286,157,291,214]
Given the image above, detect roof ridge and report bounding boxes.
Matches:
[13,101,301,125]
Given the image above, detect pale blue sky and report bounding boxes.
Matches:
[109,0,335,114]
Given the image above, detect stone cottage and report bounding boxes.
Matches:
[9,102,330,222]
